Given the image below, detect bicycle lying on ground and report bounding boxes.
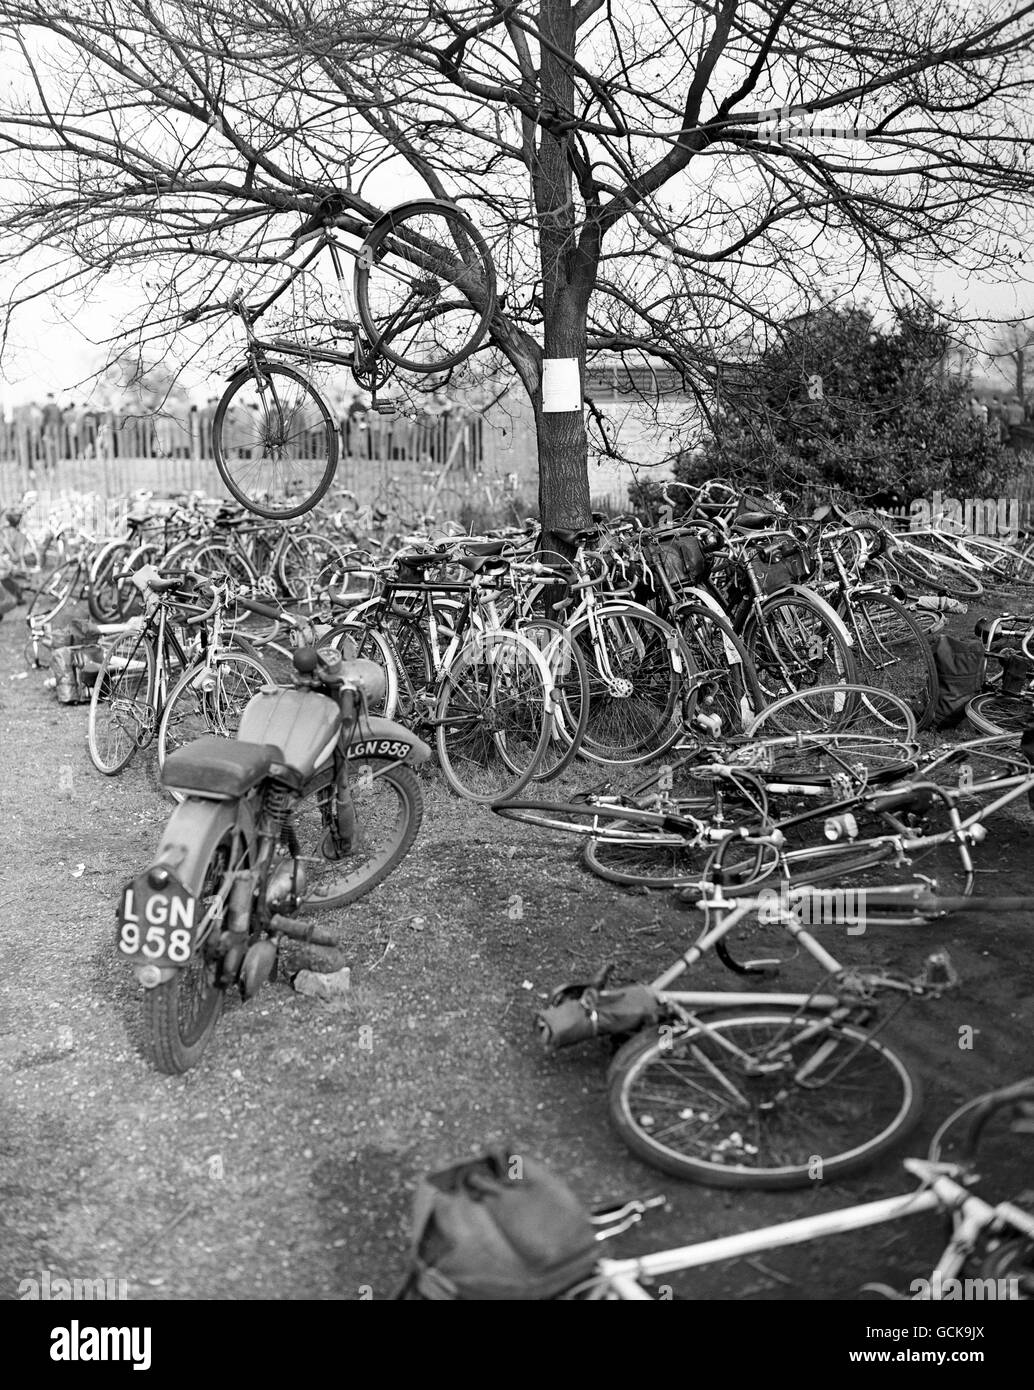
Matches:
[582,1077,1034,1299]
[534,859,1001,1189]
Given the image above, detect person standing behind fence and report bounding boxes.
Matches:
[40,394,62,475]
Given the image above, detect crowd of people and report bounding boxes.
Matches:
[1,390,470,474]
[969,391,1034,444]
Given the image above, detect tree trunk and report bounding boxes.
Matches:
[534,0,594,556]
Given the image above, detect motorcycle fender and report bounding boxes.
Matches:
[345,717,431,767]
[148,796,255,896]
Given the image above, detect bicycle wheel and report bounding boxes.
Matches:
[381,615,434,722]
[571,610,688,765]
[435,630,551,802]
[213,364,338,519]
[965,692,1034,735]
[88,629,157,774]
[677,603,761,737]
[584,768,769,889]
[886,540,984,601]
[515,617,591,781]
[323,620,397,717]
[741,593,858,721]
[355,201,496,373]
[745,683,917,741]
[607,1009,923,1189]
[279,532,352,604]
[25,559,78,624]
[290,760,423,911]
[156,651,274,772]
[88,539,135,623]
[141,832,235,1074]
[841,592,939,731]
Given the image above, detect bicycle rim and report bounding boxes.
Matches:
[157,652,274,773]
[213,364,337,519]
[845,592,938,731]
[355,202,496,373]
[88,631,157,774]
[744,595,857,717]
[608,1011,922,1189]
[435,632,551,802]
[573,611,686,764]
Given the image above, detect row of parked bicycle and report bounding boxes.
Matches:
[10,477,1034,796]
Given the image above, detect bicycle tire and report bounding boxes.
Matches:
[607,1009,923,1189]
[677,602,761,737]
[324,620,398,718]
[491,798,693,838]
[515,617,591,781]
[740,592,858,721]
[435,630,551,803]
[355,200,496,373]
[156,651,275,774]
[88,541,135,623]
[886,539,984,600]
[841,591,939,732]
[965,692,1034,736]
[583,768,770,889]
[213,364,338,519]
[25,559,79,624]
[744,682,917,741]
[140,832,234,1073]
[292,759,423,911]
[88,629,157,774]
[569,608,688,765]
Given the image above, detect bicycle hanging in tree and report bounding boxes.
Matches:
[183,196,497,520]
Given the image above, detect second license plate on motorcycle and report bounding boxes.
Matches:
[117,870,198,966]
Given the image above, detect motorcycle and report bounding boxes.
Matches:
[116,595,430,1073]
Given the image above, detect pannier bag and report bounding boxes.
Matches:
[928,633,986,728]
[535,981,661,1050]
[399,1147,598,1300]
[51,644,103,704]
[749,540,815,595]
[47,621,104,704]
[658,532,711,590]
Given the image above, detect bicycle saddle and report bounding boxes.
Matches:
[552,526,599,546]
[455,554,507,575]
[731,511,778,530]
[463,539,509,557]
[395,551,444,570]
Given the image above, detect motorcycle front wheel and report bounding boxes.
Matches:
[140,835,233,1073]
[290,759,424,911]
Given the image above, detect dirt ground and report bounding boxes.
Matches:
[1,599,1033,1303]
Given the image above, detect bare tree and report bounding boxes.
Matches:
[987,317,1034,402]
[2,1,1034,545]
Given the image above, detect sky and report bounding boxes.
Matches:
[3,258,1032,414]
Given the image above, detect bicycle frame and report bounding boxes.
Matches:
[591,1159,1034,1299]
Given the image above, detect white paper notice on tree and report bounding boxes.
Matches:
[541,358,582,413]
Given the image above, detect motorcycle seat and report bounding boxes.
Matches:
[161,736,275,798]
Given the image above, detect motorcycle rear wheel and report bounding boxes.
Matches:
[140,836,231,1073]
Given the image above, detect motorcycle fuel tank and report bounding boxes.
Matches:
[237,688,342,781]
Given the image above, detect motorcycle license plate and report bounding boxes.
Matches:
[117,870,198,966]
